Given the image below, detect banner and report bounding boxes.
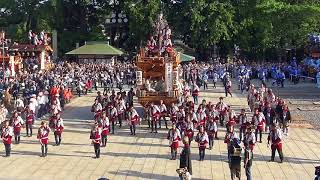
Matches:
[136,71,143,86]
[165,62,173,92]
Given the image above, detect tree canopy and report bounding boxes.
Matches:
[1,0,320,60]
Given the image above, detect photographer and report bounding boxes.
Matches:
[178,136,192,180]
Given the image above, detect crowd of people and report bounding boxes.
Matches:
[86,61,294,180]
[0,62,136,157]
[0,57,304,180]
[28,30,51,46]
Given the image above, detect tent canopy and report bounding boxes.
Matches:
[179,52,195,62]
[66,41,123,56]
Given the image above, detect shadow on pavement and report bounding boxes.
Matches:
[62,106,92,121]
[108,170,211,180]
[19,140,89,147]
[11,150,92,158]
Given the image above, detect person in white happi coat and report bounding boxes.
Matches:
[267,124,284,163]
[167,123,181,160]
[195,126,209,161]
[159,100,168,129]
[100,113,110,146]
[37,92,48,118]
[29,94,38,117]
[150,103,160,133]
[252,108,265,143]
[225,78,232,97]
[216,97,228,126]
[212,71,218,88]
[197,105,207,128]
[170,103,179,124]
[116,98,126,128]
[206,117,217,150]
[247,85,257,111]
[1,120,14,157]
[109,104,118,134]
[51,100,61,116]
[184,116,194,145]
[0,104,8,127]
[224,125,238,161]
[12,111,24,144]
[243,126,256,151]
[266,89,276,106]
[15,96,25,112]
[183,83,190,102]
[92,99,103,121]
[127,106,140,136]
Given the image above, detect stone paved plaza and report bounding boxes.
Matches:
[0,83,319,180]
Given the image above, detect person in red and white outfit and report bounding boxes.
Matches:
[29,94,38,118]
[127,106,140,136]
[238,108,248,141]
[159,100,168,129]
[109,104,118,134]
[37,121,50,157]
[170,103,178,124]
[266,89,276,105]
[167,123,181,160]
[226,110,237,130]
[11,111,24,144]
[268,123,284,163]
[150,103,160,133]
[100,113,110,146]
[161,34,173,56]
[206,116,217,150]
[224,125,238,161]
[243,125,256,151]
[197,104,207,128]
[177,107,186,134]
[1,120,13,157]
[116,97,126,128]
[195,126,209,161]
[184,116,194,145]
[252,108,265,143]
[183,83,190,102]
[216,97,228,126]
[92,99,103,122]
[225,78,232,97]
[0,104,8,128]
[54,114,64,146]
[50,99,61,116]
[90,123,102,158]
[188,108,198,128]
[25,106,35,137]
[192,84,200,105]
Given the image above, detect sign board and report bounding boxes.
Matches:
[136,71,143,86]
[165,62,173,92]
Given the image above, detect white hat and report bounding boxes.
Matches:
[44,91,49,95]
[31,94,36,97]
[55,94,60,97]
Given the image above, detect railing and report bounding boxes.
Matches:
[137,90,179,98]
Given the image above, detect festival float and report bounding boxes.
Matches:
[135,14,181,107]
[8,31,54,72]
[303,34,320,77]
